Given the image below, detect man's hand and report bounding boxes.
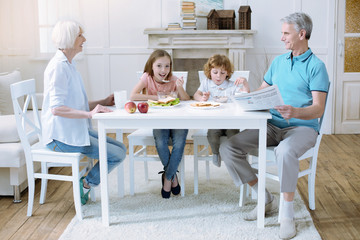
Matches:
[274,105,296,120]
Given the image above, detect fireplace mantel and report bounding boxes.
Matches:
[144,28,257,70]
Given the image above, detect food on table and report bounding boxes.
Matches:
[190,102,220,107]
[125,101,137,113]
[137,102,149,113]
[148,97,180,107]
[213,96,228,103]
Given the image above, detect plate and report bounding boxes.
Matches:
[188,102,221,110]
[149,102,181,109]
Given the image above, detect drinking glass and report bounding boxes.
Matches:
[157,91,167,100]
[114,90,127,109]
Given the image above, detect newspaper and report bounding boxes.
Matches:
[230,85,284,110]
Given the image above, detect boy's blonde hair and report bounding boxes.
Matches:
[143,49,173,80]
[203,54,234,80]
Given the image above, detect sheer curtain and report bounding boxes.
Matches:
[0,0,36,56]
[37,0,82,54]
[0,0,81,57]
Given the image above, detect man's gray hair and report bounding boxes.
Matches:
[281,12,313,40]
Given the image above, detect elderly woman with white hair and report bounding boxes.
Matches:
[41,20,127,205]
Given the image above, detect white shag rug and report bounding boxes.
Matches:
[60,156,321,240]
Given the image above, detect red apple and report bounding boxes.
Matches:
[124,101,136,113]
[137,102,149,113]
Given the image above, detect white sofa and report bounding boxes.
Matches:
[0,70,42,202]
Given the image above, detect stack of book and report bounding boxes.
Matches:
[167,22,182,30]
[181,1,196,30]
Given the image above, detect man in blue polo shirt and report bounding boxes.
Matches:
[220,12,329,239]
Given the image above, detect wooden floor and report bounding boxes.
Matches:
[0,134,359,240]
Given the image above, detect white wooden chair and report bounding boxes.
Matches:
[192,70,250,194]
[11,79,95,220]
[127,71,188,196]
[239,89,329,222]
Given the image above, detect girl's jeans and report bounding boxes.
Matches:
[46,129,127,187]
[153,129,188,181]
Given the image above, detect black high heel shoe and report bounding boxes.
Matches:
[171,174,181,195]
[158,171,170,199]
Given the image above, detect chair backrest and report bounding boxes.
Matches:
[10,79,42,160]
[198,70,250,84]
[136,71,188,91]
[318,83,330,134]
[298,83,330,162]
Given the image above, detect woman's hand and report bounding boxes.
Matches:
[89,104,113,118]
[89,94,115,110]
[103,93,115,106]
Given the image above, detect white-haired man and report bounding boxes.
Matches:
[220,12,329,239]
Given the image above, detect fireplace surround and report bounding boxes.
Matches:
[144,28,256,96]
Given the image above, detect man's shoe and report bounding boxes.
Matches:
[279,218,296,239]
[244,196,278,221]
[212,154,221,167]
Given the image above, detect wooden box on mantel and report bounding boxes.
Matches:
[238,5,252,30]
[207,9,235,30]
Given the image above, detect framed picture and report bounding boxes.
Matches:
[193,0,223,16]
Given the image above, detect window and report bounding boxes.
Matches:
[37,0,80,54]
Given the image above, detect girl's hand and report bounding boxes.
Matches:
[176,76,184,87]
[201,92,210,101]
[174,76,190,100]
[234,77,250,93]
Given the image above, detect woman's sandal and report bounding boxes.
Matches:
[80,177,90,205]
[171,174,181,195]
[158,171,170,199]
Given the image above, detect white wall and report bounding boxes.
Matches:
[0,0,335,133]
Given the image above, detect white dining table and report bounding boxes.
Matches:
[93,101,272,228]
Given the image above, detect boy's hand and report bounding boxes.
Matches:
[201,92,210,101]
[235,77,250,93]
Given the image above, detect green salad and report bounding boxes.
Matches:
[148,98,180,107]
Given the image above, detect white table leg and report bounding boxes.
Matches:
[99,122,109,226]
[117,163,124,198]
[257,120,267,228]
[116,129,124,198]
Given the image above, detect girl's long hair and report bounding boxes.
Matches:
[143,49,173,80]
